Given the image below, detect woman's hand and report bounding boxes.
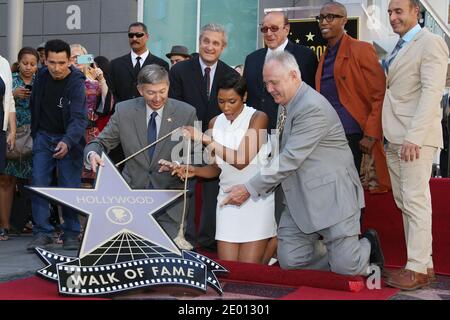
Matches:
[13,87,31,99]
[6,131,16,151]
[89,66,105,82]
[158,159,195,181]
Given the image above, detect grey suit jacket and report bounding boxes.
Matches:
[84,97,197,223]
[245,83,365,234]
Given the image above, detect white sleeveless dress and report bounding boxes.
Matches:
[213,106,276,243]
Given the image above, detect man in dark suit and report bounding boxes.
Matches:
[244,11,318,129]
[85,65,197,240]
[169,23,239,250]
[108,22,170,168]
[109,22,169,103]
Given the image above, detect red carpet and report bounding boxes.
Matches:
[281,286,399,300]
[363,178,450,275]
[0,276,106,300]
[218,260,366,292]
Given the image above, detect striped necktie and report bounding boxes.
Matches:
[384,38,405,73]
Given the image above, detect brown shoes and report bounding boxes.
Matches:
[383,268,437,283]
[427,268,437,283]
[384,269,430,291]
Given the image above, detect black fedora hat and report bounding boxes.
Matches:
[166,45,192,59]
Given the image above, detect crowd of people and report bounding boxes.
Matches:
[0,0,448,292]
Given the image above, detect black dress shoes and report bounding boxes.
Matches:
[362,229,384,270]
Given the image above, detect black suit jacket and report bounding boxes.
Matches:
[109,52,169,103]
[168,56,238,132]
[244,41,318,129]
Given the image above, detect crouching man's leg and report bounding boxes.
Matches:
[277,195,329,271]
[321,212,371,276]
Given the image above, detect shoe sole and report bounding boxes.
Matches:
[384,280,431,291]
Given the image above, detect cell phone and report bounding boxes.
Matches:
[76,54,94,65]
[25,84,33,91]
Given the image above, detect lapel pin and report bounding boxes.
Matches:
[167,118,172,123]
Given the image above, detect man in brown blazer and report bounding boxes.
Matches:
[315,2,390,195]
[383,0,449,290]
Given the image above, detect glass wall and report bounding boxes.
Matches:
[143,0,198,62]
[200,0,258,66]
[143,0,258,67]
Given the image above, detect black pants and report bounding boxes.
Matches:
[197,178,219,251]
[0,130,5,173]
[346,133,363,173]
[346,133,364,229]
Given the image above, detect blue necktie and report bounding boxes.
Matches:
[384,38,405,73]
[147,111,158,161]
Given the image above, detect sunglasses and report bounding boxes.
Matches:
[315,14,345,23]
[128,32,146,39]
[260,25,287,34]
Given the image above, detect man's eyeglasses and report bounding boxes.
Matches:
[260,25,287,34]
[128,32,146,39]
[315,14,345,23]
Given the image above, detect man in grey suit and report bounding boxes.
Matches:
[222,52,383,275]
[84,65,197,239]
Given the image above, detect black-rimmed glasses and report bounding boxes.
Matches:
[315,14,345,23]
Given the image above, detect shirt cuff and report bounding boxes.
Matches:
[244,181,260,198]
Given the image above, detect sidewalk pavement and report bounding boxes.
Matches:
[0,235,77,283]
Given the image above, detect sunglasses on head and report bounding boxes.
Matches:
[260,25,286,34]
[128,32,146,39]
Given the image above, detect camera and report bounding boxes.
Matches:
[76,54,94,65]
[25,84,33,91]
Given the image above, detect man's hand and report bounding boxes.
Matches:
[401,140,420,162]
[359,136,376,154]
[89,152,105,173]
[220,184,250,207]
[53,141,69,159]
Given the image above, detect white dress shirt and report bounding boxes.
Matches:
[131,50,150,68]
[199,57,218,95]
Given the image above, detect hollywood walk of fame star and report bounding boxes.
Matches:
[29,154,184,260]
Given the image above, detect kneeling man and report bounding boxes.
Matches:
[222,52,383,275]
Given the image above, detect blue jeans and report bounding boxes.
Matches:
[31,130,83,239]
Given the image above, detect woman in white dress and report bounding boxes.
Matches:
[161,74,277,264]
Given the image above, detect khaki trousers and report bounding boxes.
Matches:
[386,143,437,274]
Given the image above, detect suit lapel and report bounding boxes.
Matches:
[282,84,308,145]
[143,53,155,67]
[150,100,177,167]
[210,61,223,101]
[256,49,267,93]
[389,29,425,79]
[124,53,136,79]
[133,98,151,165]
[192,57,208,105]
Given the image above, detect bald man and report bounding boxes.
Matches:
[244,11,318,130]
